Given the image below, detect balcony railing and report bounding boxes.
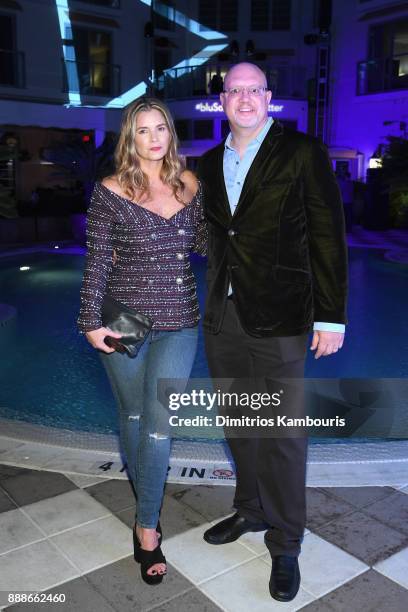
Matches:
[62,59,121,97]
[357,54,408,95]
[0,50,25,88]
[154,63,307,100]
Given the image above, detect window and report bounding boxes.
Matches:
[153,0,175,31]
[175,120,214,141]
[369,22,393,58]
[175,120,190,141]
[154,48,171,78]
[64,27,115,95]
[250,0,291,32]
[393,20,408,58]
[357,19,408,94]
[193,120,213,140]
[0,14,15,85]
[199,0,216,30]
[199,0,238,32]
[72,28,111,64]
[312,0,319,29]
[368,19,408,79]
[335,161,350,177]
[220,0,238,32]
[0,14,23,87]
[271,0,291,31]
[251,0,269,31]
[368,20,408,59]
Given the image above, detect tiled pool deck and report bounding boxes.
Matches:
[0,463,407,611]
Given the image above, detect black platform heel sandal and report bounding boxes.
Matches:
[133,530,167,585]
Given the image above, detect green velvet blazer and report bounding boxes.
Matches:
[197,120,348,337]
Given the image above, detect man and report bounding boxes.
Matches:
[197,63,348,602]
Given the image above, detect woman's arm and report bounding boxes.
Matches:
[193,182,208,257]
[77,184,121,351]
[181,171,207,257]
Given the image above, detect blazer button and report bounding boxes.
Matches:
[228,229,236,237]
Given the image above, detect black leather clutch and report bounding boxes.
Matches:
[101,294,153,357]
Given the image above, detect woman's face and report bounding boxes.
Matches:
[134,108,171,162]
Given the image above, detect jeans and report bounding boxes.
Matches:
[100,326,198,528]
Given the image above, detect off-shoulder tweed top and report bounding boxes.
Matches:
[77,181,207,332]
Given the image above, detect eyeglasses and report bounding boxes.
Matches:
[223,86,268,97]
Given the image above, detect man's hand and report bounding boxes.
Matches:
[310,331,344,359]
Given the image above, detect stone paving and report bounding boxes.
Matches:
[0,464,407,611]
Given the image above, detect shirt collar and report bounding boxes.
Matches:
[225,116,273,152]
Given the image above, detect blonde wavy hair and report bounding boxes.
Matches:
[114,97,185,203]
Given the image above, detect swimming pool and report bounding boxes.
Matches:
[0,247,407,438]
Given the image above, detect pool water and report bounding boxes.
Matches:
[0,248,407,436]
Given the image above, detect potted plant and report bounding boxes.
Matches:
[381,136,408,229]
[41,132,116,243]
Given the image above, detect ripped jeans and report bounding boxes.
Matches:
[100,326,198,528]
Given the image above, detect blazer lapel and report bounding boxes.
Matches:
[213,140,232,221]
[233,120,284,218]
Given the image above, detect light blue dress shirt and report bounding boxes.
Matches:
[223,117,345,334]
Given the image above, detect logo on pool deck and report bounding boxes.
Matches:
[175,466,236,480]
[212,469,234,478]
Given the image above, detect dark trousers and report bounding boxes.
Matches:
[204,298,308,557]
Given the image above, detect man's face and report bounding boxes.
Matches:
[220,64,272,133]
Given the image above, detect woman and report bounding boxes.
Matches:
[78,98,206,584]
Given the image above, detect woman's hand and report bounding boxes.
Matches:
[85,327,122,353]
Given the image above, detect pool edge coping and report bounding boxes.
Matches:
[0,419,407,488]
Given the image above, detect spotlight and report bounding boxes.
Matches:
[20,266,30,271]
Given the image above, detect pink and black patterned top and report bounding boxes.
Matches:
[77,181,207,332]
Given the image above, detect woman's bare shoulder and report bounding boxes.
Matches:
[101,176,124,196]
[180,170,199,192]
[180,170,199,200]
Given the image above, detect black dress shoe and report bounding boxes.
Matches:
[269,555,300,602]
[203,513,268,545]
